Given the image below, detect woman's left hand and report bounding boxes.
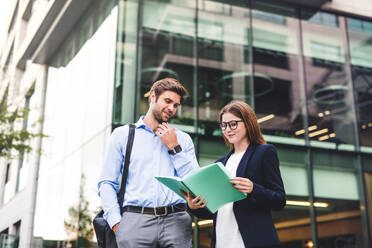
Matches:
[230,177,254,194]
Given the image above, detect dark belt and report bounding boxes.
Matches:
[122,203,186,217]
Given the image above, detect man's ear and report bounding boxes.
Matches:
[149,91,156,104]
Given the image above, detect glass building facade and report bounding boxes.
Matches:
[112,0,372,247]
[28,0,372,247]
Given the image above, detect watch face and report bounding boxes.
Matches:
[174,145,182,153]
[169,145,182,155]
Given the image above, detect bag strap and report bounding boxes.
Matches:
[117,124,136,213]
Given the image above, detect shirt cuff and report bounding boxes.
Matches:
[104,208,122,229]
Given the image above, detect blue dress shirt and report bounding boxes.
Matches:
[98,117,199,228]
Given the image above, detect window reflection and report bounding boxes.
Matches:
[307,11,339,27]
[302,12,357,148]
[138,0,196,126]
[348,18,372,148]
[274,147,312,247]
[197,0,252,144]
[312,150,364,247]
[252,1,304,140]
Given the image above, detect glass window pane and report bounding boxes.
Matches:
[348,18,372,148]
[312,149,364,247]
[362,153,372,172]
[137,0,197,128]
[301,12,357,150]
[197,0,251,131]
[251,0,305,143]
[196,0,252,168]
[306,11,339,27]
[274,146,312,248]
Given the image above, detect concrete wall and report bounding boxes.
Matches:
[33,6,117,243]
[324,0,372,20]
[0,0,117,246]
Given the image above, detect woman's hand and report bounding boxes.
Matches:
[230,177,254,194]
[180,190,207,210]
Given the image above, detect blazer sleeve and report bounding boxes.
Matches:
[251,144,286,210]
[188,207,214,220]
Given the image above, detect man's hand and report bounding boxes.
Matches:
[180,190,207,210]
[155,123,179,150]
[112,222,119,233]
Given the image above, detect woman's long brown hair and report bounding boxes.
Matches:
[219,100,266,150]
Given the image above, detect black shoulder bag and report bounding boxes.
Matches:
[93,124,136,248]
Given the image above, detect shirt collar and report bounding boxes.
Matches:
[135,116,146,128]
[135,116,172,135]
[135,116,155,134]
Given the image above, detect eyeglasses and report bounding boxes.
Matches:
[219,120,244,131]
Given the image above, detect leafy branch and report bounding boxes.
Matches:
[0,84,45,158]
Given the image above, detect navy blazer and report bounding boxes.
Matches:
[190,143,286,248]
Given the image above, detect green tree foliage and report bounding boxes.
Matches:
[64,174,94,247]
[0,84,43,158]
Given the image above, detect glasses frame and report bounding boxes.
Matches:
[219,120,244,131]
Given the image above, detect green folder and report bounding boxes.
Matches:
[155,162,246,213]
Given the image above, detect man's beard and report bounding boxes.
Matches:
[152,109,170,124]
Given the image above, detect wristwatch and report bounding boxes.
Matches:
[168,145,182,155]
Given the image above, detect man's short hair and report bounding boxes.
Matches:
[150,78,189,103]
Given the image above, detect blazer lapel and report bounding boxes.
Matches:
[236,144,255,177]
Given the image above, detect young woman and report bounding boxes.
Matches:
[182,100,286,248]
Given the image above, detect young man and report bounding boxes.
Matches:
[98,78,199,247]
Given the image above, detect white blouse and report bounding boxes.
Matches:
[216,151,245,248]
